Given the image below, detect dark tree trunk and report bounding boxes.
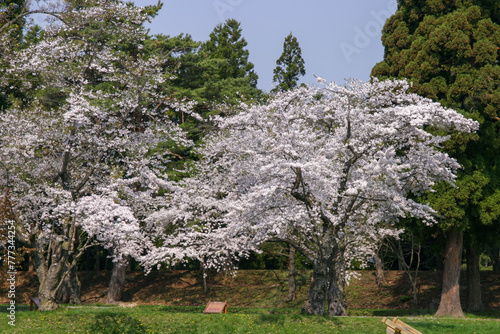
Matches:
[374,254,387,287]
[287,245,297,302]
[435,227,465,317]
[301,261,328,315]
[489,247,500,272]
[398,257,404,271]
[95,247,101,271]
[127,259,133,272]
[104,251,110,270]
[85,247,92,271]
[327,261,347,316]
[466,245,482,312]
[106,255,128,303]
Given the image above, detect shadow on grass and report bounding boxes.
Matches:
[469,309,500,318]
[86,312,150,334]
[148,305,205,313]
[258,314,286,326]
[406,321,457,332]
[0,305,31,312]
[368,309,436,317]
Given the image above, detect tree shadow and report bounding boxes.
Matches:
[150,305,205,313]
[0,305,31,312]
[121,270,199,303]
[404,321,456,333]
[371,309,435,317]
[258,313,286,326]
[378,270,442,310]
[86,312,149,334]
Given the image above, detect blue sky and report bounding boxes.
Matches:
[140,0,397,92]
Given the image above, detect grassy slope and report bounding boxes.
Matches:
[1,269,500,310]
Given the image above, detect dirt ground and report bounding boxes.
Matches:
[2,269,499,310]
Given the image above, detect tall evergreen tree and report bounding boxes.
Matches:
[0,0,26,110]
[272,33,305,92]
[205,18,257,83]
[146,20,262,145]
[372,0,500,316]
[202,19,260,102]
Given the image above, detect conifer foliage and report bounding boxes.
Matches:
[202,18,260,102]
[272,33,306,92]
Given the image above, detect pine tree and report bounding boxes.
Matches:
[202,19,260,102]
[372,0,500,316]
[272,33,305,92]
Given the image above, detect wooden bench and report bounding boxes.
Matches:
[382,317,422,334]
[30,297,40,311]
[203,301,227,314]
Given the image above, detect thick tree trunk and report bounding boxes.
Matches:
[327,262,347,316]
[302,243,348,316]
[374,254,387,287]
[106,255,128,303]
[466,245,482,312]
[301,261,328,315]
[32,233,84,311]
[34,242,64,311]
[37,284,60,312]
[435,228,465,317]
[287,245,297,302]
[56,265,81,304]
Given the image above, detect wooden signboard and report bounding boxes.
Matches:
[382,317,422,334]
[203,301,227,314]
[30,297,40,311]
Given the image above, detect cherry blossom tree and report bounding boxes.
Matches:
[145,78,478,316]
[0,0,195,311]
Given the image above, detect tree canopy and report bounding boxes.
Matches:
[272,33,306,92]
[144,78,477,316]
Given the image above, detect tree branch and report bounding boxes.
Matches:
[0,9,66,35]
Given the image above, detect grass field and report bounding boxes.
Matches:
[1,305,499,334]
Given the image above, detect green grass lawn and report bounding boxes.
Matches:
[1,305,499,334]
